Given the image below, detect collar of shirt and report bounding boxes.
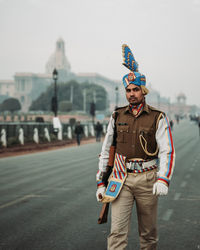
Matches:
[124,102,150,116]
[130,103,143,117]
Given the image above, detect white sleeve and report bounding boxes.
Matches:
[98,115,115,172]
[156,115,175,186]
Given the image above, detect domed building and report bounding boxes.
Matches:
[3,38,196,115]
[45,38,75,82]
[5,38,77,112]
[46,38,71,73]
[0,38,119,112]
[176,92,186,104]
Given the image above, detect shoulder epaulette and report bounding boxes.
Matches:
[148,105,165,115]
[115,105,128,111]
[112,105,128,119]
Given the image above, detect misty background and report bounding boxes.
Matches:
[0,2,200,249]
[0,0,200,107]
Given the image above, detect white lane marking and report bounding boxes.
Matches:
[180,181,187,188]
[174,193,181,200]
[162,209,173,221]
[0,194,46,209]
[193,159,198,166]
[185,174,191,179]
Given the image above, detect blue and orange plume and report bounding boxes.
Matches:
[122,44,149,95]
[122,44,138,72]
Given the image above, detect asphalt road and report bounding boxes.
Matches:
[0,119,199,250]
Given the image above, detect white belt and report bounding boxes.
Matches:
[126,159,158,171]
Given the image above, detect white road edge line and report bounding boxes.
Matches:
[180,181,187,188]
[174,193,181,200]
[162,209,173,221]
[0,194,46,209]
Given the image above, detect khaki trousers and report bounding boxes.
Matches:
[107,169,158,250]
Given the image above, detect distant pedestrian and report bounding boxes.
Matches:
[176,115,179,124]
[95,121,103,142]
[170,120,174,131]
[74,121,84,146]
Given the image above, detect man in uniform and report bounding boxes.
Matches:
[96,44,175,250]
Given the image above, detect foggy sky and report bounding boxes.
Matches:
[0,0,200,106]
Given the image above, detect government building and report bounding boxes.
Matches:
[0,38,121,112]
[0,38,198,117]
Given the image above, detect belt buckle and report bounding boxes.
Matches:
[127,162,133,170]
[133,162,143,171]
[127,162,134,170]
[127,161,143,171]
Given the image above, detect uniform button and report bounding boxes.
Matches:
[132,145,135,148]
[133,110,137,116]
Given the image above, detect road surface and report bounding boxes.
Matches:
[0,119,199,250]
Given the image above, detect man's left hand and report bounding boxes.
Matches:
[153,182,168,196]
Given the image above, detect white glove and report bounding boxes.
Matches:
[153,182,168,196]
[96,186,106,202]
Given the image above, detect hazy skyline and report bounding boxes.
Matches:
[0,0,200,106]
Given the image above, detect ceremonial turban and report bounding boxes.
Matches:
[122,44,149,95]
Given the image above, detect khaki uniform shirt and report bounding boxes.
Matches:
[114,104,161,160]
[98,103,175,186]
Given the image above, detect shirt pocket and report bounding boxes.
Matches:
[116,125,129,143]
[139,127,154,139]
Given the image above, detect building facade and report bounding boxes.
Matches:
[0,80,15,103]
[0,38,120,112]
[0,38,199,115]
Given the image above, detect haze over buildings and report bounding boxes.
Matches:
[0,38,121,112]
[0,38,198,119]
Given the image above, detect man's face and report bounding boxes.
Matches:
[125,84,144,105]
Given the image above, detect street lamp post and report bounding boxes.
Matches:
[51,69,62,139]
[52,68,58,117]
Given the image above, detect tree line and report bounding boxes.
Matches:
[0,80,108,113]
[30,80,108,112]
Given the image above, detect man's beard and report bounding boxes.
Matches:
[129,99,141,106]
[128,96,144,106]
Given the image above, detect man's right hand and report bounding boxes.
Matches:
[96,186,106,202]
